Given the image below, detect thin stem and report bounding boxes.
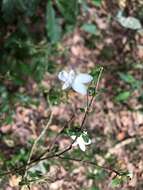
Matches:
[23,111,53,178]
[59,156,122,176]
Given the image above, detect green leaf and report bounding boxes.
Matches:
[48,88,62,105]
[79,108,85,113]
[92,0,102,6]
[81,23,97,34]
[115,91,131,102]
[111,177,123,187]
[82,132,90,143]
[90,67,103,82]
[116,10,142,30]
[90,187,100,190]
[46,1,61,43]
[118,72,136,84]
[56,0,78,25]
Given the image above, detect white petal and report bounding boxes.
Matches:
[72,141,78,146]
[77,137,86,151]
[72,79,87,95]
[58,70,68,82]
[76,74,93,84]
[71,135,78,146]
[71,135,76,140]
[69,70,75,77]
[62,82,70,90]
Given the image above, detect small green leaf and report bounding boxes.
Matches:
[111,176,123,187]
[55,0,78,25]
[92,0,102,6]
[81,23,97,34]
[90,67,103,82]
[79,108,85,112]
[90,187,100,190]
[82,132,90,143]
[118,72,136,84]
[115,91,131,102]
[48,88,62,105]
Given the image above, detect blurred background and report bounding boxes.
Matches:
[0,0,143,189]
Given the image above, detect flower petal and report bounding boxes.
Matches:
[77,137,86,151]
[69,70,76,77]
[62,82,70,90]
[58,70,68,82]
[71,135,78,146]
[75,74,93,84]
[72,79,87,95]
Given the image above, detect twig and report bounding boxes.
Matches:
[58,156,122,176]
[22,111,53,179]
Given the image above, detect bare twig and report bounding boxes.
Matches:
[58,156,122,176]
[22,111,53,179]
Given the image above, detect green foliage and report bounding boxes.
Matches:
[55,0,79,26]
[82,132,91,143]
[90,67,103,83]
[111,173,132,187]
[115,91,131,102]
[0,0,81,125]
[92,0,102,6]
[81,23,97,35]
[48,88,63,105]
[118,72,136,84]
[111,176,123,187]
[89,187,100,190]
[87,169,107,181]
[46,1,61,43]
[115,72,143,103]
[2,0,40,22]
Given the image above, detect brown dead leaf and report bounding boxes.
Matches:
[9,175,22,187]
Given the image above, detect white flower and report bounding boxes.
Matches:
[71,131,91,151]
[58,70,93,95]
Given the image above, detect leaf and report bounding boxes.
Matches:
[118,72,141,89]
[111,176,123,187]
[90,67,103,82]
[115,91,131,102]
[46,1,61,43]
[92,0,102,6]
[9,175,22,187]
[116,10,142,30]
[79,107,85,112]
[81,23,97,34]
[90,187,100,190]
[82,132,90,143]
[48,88,62,105]
[118,72,136,84]
[56,0,78,25]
